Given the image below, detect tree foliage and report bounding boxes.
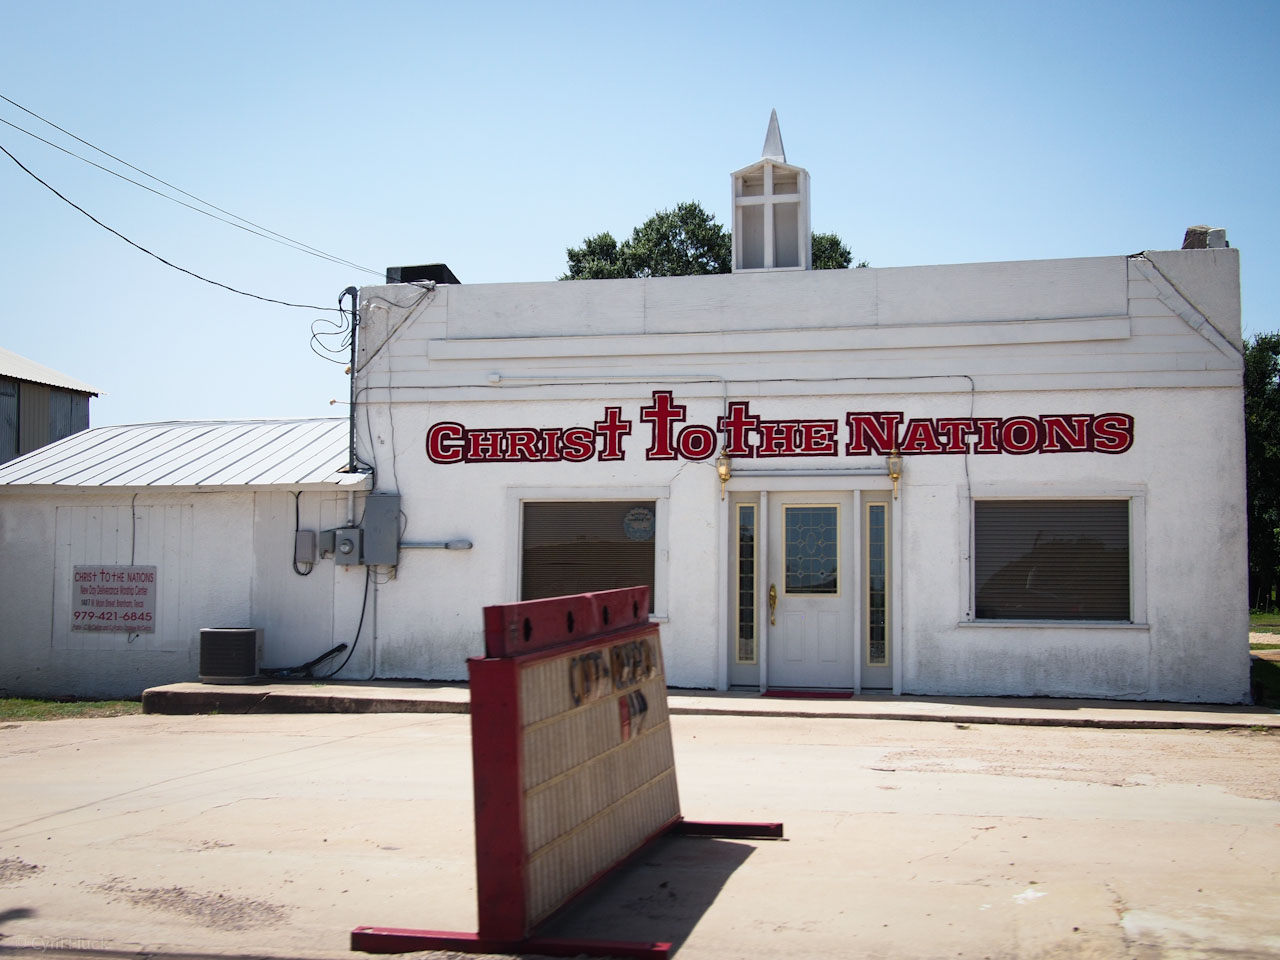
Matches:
[626,202,733,277]
[812,233,869,269]
[561,231,630,280]
[811,232,852,270]
[561,203,731,280]
[1245,332,1280,609]
[562,202,864,279]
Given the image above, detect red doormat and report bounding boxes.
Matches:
[762,689,854,699]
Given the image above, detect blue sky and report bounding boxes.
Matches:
[3,0,1277,426]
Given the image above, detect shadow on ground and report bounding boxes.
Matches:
[535,835,757,955]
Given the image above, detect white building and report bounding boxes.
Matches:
[0,117,1249,702]
[0,420,368,698]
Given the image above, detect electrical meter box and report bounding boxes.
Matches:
[333,528,362,565]
[361,493,401,566]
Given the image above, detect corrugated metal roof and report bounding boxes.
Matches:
[0,346,99,395]
[0,418,369,488]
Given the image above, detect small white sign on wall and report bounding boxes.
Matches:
[72,565,157,632]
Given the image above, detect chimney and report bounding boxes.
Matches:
[1181,226,1229,250]
[386,263,461,284]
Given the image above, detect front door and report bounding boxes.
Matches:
[766,492,856,689]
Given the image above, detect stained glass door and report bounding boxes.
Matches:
[765,493,855,689]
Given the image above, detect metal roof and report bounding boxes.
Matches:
[0,418,369,489]
[0,346,99,395]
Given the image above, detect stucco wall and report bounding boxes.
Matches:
[897,386,1248,701]
[356,383,1248,701]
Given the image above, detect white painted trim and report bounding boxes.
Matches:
[961,488,1149,629]
[653,495,670,620]
[1131,259,1241,361]
[763,163,775,270]
[890,492,903,694]
[852,489,863,692]
[427,316,1132,361]
[955,620,1152,630]
[716,491,730,690]
[968,482,1148,499]
[1129,494,1148,625]
[758,490,769,693]
[367,369,1245,400]
[728,475,893,493]
[730,158,807,178]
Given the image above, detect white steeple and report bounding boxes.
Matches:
[761,108,786,163]
[731,111,811,272]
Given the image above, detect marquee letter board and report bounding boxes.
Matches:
[352,586,782,959]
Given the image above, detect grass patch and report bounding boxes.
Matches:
[1252,659,1280,708]
[1252,643,1280,651]
[1249,611,1280,635]
[0,698,142,721]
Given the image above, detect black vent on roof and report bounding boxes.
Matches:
[386,263,460,284]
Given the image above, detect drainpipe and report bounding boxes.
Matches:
[342,287,360,474]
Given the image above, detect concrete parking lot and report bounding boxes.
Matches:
[1,711,1278,959]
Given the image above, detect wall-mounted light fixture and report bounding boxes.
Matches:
[715,449,732,500]
[886,447,903,499]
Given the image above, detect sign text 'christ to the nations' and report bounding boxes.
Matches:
[425,391,1134,464]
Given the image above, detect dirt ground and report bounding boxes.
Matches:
[876,722,1280,801]
[1,712,1278,959]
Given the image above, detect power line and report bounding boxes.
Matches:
[0,115,380,276]
[0,140,342,312]
[0,91,383,278]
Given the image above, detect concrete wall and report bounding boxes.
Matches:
[0,487,365,698]
[352,249,1249,702]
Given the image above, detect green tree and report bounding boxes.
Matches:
[561,202,730,280]
[812,231,870,270]
[625,202,733,277]
[561,202,863,279]
[1245,332,1280,609]
[561,231,629,280]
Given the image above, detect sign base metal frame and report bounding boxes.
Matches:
[351,818,784,959]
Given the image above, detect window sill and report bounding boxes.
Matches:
[958,619,1149,630]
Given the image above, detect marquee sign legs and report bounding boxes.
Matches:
[351,818,783,959]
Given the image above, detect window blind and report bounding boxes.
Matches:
[974,500,1129,621]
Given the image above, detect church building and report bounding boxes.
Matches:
[349,114,1248,701]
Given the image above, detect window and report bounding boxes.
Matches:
[522,501,656,610]
[866,502,887,664]
[974,500,1129,621]
[783,504,839,595]
[735,504,757,664]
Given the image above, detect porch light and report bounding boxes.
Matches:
[886,447,903,499]
[715,449,732,500]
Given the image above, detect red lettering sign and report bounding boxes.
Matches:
[425,393,1135,464]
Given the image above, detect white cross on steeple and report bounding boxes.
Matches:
[731,112,811,272]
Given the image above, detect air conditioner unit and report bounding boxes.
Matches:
[198,628,263,683]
